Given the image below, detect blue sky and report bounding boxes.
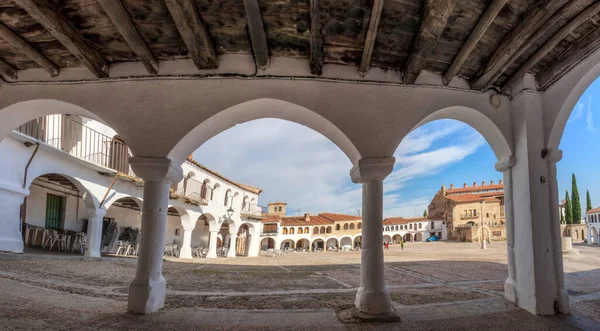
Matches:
[194,79,599,217]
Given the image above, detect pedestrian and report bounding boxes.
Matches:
[401,241,404,251]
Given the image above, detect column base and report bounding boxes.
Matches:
[127,276,166,314]
[84,247,100,258]
[504,277,517,303]
[0,237,24,253]
[556,288,570,314]
[206,252,217,259]
[179,246,192,259]
[354,286,394,316]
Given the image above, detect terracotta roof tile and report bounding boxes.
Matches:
[383,217,430,225]
[260,214,281,223]
[269,201,287,205]
[186,159,262,194]
[280,215,333,226]
[587,207,600,214]
[446,194,486,203]
[319,213,362,222]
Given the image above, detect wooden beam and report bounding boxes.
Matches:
[0,23,58,76]
[0,57,18,79]
[470,0,571,90]
[98,0,158,74]
[243,0,269,70]
[163,0,218,69]
[504,2,600,91]
[442,0,508,85]
[13,0,108,78]
[309,0,323,75]
[537,27,600,90]
[403,0,457,84]
[359,0,385,76]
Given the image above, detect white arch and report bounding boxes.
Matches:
[0,100,104,144]
[26,173,99,210]
[104,195,143,210]
[410,106,512,161]
[167,205,192,229]
[167,98,361,165]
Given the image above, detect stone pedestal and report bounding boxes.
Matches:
[178,228,193,259]
[561,237,572,251]
[0,181,28,253]
[206,230,219,259]
[127,157,183,315]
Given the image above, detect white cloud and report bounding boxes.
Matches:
[569,103,584,123]
[194,119,485,218]
[586,97,597,133]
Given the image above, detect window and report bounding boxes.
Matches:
[336,224,340,231]
[349,223,355,230]
[278,207,282,212]
[418,223,422,229]
[175,228,181,236]
[486,213,489,218]
[358,222,362,229]
[320,226,326,233]
[431,221,434,229]
[45,194,64,230]
[282,228,288,234]
[409,224,413,230]
[313,227,319,234]
[326,226,332,233]
[298,228,303,234]
[344,224,349,230]
[304,227,309,233]
[289,228,295,234]
[473,210,477,217]
[263,224,277,233]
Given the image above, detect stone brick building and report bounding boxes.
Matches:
[428,181,506,242]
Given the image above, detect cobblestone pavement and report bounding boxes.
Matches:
[0,241,598,330]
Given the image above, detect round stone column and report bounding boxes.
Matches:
[85,208,107,258]
[227,226,239,258]
[495,156,516,303]
[178,227,194,259]
[0,181,29,253]
[127,157,183,315]
[349,157,399,320]
[206,229,219,259]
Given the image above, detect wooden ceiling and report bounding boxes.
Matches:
[0,0,599,91]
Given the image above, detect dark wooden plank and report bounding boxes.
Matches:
[0,57,18,79]
[359,0,384,76]
[243,0,269,69]
[0,22,58,76]
[163,0,218,69]
[13,0,109,78]
[98,0,158,74]
[537,26,600,90]
[503,2,600,91]
[471,0,571,90]
[442,0,508,85]
[403,0,457,84]
[309,0,323,75]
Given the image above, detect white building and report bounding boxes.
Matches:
[586,207,600,245]
[0,114,264,259]
[382,217,447,243]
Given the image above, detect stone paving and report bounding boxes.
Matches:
[0,241,599,330]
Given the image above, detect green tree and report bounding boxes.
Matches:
[565,191,572,225]
[423,210,428,217]
[587,190,593,212]
[572,174,581,224]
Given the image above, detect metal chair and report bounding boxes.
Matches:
[71,232,86,255]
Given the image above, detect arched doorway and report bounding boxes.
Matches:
[311,238,325,251]
[340,236,352,248]
[236,224,253,256]
[192,214,211,250]
[383,235,392,243]
[590,227,598,244]
[296,238,309,251]
[103,197,143,254]
[353,235,362,249]
[280,239,295,250]
[261,237,275,249]
[392,234,402,243]
[326,237,338,251]
[415,233,424,242]
[403,234,413,242]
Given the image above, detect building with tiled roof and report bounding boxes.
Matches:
[382,217,447,242]
[586,207,600,245]
[428,180,506,242]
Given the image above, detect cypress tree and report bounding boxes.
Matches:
[587,190,593,212]
[572,174,581,224]
[423,210,428,217]
[565,191,572,225]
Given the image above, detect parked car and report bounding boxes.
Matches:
[426,236,439,242]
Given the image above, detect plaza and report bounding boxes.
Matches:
[1,241,599,329]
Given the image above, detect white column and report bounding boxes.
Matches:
[178,227,193,259]
[495,156,516,303]
[206,230,219,259]
[511,91,563,315]
[247,228,259,257]
[547,149,569,314]
[350,157,398,319]
[127,157,182,315]
[227,226,239,257]
[85,208,107,258]
[0,181,28,253]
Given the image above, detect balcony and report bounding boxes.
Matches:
[261,228,278,236]
[15,115,138,178]
[460,215,479,220]
[171,178,209,206]
[241,204,263,220]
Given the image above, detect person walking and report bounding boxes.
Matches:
[401,241,404,251]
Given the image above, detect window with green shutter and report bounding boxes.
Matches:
[45,194,64,230]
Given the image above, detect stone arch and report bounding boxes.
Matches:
[242,195,250,212]
[235,223,254,256]
[545,50,600,150]
[340,235,352,247]
[167,205,192,229]
[261,237,275,249]
[224,189,232,207]
[590,227,598,244]
[280,239,295,249]
[349,223,355,230]
[304,226,309,233]
[392,234,403,242]
[311,236,326,250]
[336,224,341,231]
[104,195,143,211]
[282,227,288,235]
[325,237,339,250]
[289,227,295,235]
[415,232,424,241]
[212,183,221,201]
[403,233,413,242]
[0,100,105,144]
[357,222,362,229]
[326,226,332,233]
[167,98,362,165]
[383,235,392,243]
[296,238,310,249]
[26,173,99,210]
[405,106,513,161]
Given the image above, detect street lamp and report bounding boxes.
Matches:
[480,200,486,249]
[226,206,234,219]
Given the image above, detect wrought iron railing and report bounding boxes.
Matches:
[15,115,136,177]
[171,177,209,205]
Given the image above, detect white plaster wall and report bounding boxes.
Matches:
[26,183,89,232]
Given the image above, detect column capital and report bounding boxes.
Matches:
[130,157,183,184]
[495,155,516,172]
[546,148,563,163]
[0,180,30,198]
[350,157,395,184]
[87,208,107,218]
